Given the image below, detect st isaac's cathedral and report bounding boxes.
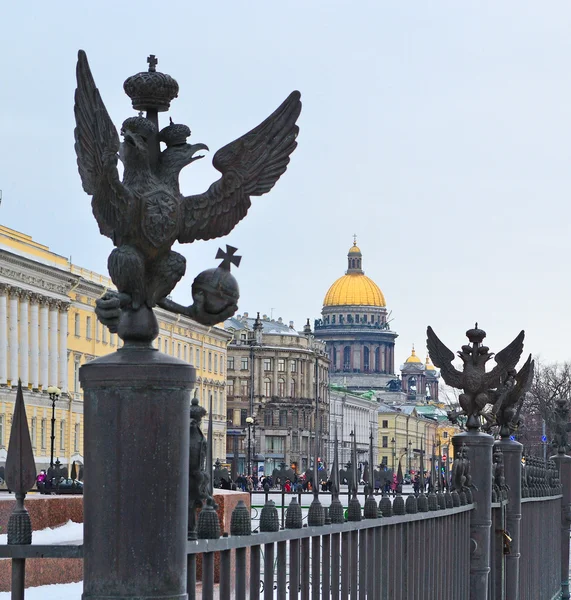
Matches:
[314,240,441,462]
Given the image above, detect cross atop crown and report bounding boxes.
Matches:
[216,245,242,271]
[147,54,158,72]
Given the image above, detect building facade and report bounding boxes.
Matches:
[329,386,379,471]
[224,313,329,476]
[0,225,230,470]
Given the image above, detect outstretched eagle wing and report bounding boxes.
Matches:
[178,91,301,243]
[506,354,534,408]
[74,50,131,239]
[484,331,525,388]
[426,326,463,389]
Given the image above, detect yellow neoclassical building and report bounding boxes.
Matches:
[0,225,230,471]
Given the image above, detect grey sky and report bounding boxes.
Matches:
[1,2,570,365]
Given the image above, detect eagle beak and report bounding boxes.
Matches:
[187,143,209,161]
[123,131,136,147]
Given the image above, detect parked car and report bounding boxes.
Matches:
[39,478,83,495]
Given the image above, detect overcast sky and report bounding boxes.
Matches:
[1,2,570,366]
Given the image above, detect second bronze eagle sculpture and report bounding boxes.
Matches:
[74,50,301,341]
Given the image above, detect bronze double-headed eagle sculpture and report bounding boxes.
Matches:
[427,324,533,432]
[74,51,301,342]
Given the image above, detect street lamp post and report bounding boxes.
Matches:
[408,440,412,475]
[46,386,61,472]
[246,416,254,476]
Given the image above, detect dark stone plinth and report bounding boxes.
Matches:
[230,500,251,536]
[496,438,523,600]
[80,346,194,600]
[260,500,280,532]
[307,497,325,527]
[347,497,362,522]
[453,430,494,600]
[392,495,405,516]
[329,498,345,524]
[286,498,303,529]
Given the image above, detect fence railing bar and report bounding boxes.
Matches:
[187,554,196,600]
[311,536,320,599]
[219,549,231,600]
[358,528,366,600]
[264,542,274,600]
[322,533,331,600]
[350,529,358,600]
[366,527,374,598]
[300,537,310,600]
[341,531,350,600]
[331,532,340,600]
[250,544,261,600]
[277,541,287,600]
[235,546,246,600]
[289,538,300,600]
[202,552,215,600]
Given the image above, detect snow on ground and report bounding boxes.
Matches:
[0,520,83,547]
[0,582,83,600]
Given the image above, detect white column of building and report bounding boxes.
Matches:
[19,292,29,387]
[48,301,59,388]
[39,300,49,389]
[58,305,69,392]
[8,290,19,385]
[0,286,8,385]
[29,295,39,389]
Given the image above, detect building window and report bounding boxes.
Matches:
[443,431,448,439]
[240,380,249,398]
[31,417,37,449]
[278,359,286,372]
[382,436,388,448]
[86,317,92,340]
[343,346,351,371]
[290,360,297,373]
[263,358,272,371]
[207,352,211,372]
[364,347,370,372]
[227,408,233,425]
[290,379,296,397]
[291,433,299,451]
[382,420,388,428]
[279,409,288,427]
[264,410,273,427]
[227,380,234,397]
[74,360,80,394]
[381,456,388,465]
[173,342,177,356]
[266,436,284,453]
[292,410,298,429]
[240,409,248,427]
[184,346,187,362]
[196,349,200,368]
[95,321,100,342]
[74,314,80,336]
[41,419,47,449]
[60,420,66,450]
[264,378,272,397]
[241,357,249,370]
[177,343,181,358]
[300,361,305,374]
[278,379,285,396]
[102,326,108,344]
[74,423,80,452]
[228,357,235,370]
[214,354,218,373]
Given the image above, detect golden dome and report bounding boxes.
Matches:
[323,273,386,307]
[425,356,436,370]
[349,245,361,254]
[405,347,422,364]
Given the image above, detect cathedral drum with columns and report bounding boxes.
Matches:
[314,239,398,391]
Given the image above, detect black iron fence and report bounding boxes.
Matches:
[187,505,472,600]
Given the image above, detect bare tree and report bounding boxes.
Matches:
[523,359,571,427]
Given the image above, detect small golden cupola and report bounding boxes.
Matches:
[405,345,422,364]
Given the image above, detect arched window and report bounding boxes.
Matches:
[343,346,351,371]
[332,315,336,324]
[264,378,272,397]
[364,347,370,372]
[278,378,285,396]
[290,378,296,397]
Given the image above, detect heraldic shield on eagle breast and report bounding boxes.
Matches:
[73,50,301,342]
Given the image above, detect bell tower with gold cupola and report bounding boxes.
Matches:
[314,237,398,391]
